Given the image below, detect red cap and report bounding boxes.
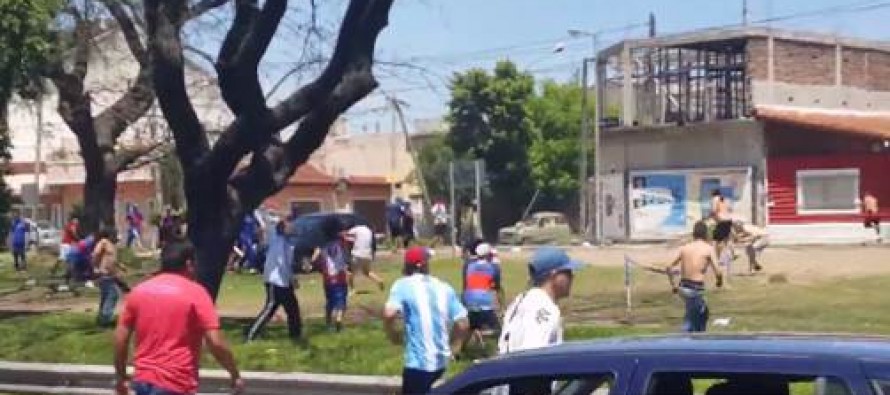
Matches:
[404,246,430,266]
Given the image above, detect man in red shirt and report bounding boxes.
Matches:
[114,241,244,395]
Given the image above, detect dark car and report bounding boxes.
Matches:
[290,212,376,273]
[433,334,890,395]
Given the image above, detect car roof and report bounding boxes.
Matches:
[488,334,890,362]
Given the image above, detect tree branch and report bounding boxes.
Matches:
[115,141,168,171]
[188,0,229,19]
[229,0,393,208]
[146,0,209,170]
[101,0,148,65]
[215,0,284,117]
[95,65,155,141]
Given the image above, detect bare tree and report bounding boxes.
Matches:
[145,0,394,298]
[40,0,187,232]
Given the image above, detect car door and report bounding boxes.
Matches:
[434,354,637,395]
[628,352,868,395]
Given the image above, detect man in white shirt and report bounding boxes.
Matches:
[498,247,581,394]
[346,224,385,292]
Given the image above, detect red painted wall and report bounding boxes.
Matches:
[768,153,890,224]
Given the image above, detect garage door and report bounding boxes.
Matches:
[352,199,386,233]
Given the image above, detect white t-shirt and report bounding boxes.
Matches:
[497,287,563,355]
[348,225,374,259]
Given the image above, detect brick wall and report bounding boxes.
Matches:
[866,50,890,91]
[746,38,769,80]
[748,38,890,92]
[773,39,835,85]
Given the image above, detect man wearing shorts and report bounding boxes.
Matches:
[347,224,385,292]
[863,192,881,240]
[386,199,405,249]
[710,190,733,259]
[462,243,504,340]
[431,199,449,247]
[9,212,29,272]
[59,217,79,265]
[313,233,350,332]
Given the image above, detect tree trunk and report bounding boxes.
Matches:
[185,174,242,299]
[81,164,118,234]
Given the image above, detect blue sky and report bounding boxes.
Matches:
[270,0,890,132]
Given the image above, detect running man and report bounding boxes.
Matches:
[245,219,302,342]
[125,203,144,250]
[93,229,125,327]
[8,212,29,272]
[384,247,469,394]
[863,192,881,240]
[58,216,79,268]
[313,232,351,332]
[386,198,405,251]
[732,221,769,273]
[114,241,243,395]
[462,243,504,347]
[431,199,449,247]
[497,247,581,394]
[665,220,724,333]
[710,190,733,259]
[346,223,385,292]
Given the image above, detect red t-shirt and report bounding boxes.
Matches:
[119,273,220,394]
[62,222,78,244]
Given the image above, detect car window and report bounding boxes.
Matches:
[459,373,614,395]
[645,372,851,395]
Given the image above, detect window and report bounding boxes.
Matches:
[796,169,860,214]
[290,200,321,215]
[646,372,851,395]
[459,373,614,395]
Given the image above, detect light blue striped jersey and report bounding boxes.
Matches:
[385,274,468,372]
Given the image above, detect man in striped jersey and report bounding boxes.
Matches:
[384,246,470,394]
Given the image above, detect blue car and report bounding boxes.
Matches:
[434,334,890,395]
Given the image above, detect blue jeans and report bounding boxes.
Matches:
[679,286,709,333]
[132,381,187,395]
[97,276,120,326]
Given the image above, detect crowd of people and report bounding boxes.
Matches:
[2,191,883,395]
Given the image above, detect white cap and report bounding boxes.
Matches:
[475,243,493,257]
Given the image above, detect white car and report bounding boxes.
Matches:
[25,219,61,250]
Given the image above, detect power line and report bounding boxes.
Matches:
[754,0,890,23]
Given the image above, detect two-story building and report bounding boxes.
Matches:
[594,26,890,243]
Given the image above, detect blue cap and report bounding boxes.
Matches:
[530,247,582,282]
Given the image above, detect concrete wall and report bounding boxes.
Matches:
[751,81,890,111]
[601,120,769,225]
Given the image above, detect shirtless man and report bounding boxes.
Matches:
[93,229,126,327]
[863,192,881,240]
[732,221,768,273]
[666,220,724,333]
[710,190,733,263]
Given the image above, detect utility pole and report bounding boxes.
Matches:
[743,0,749,25]
[33,92,43,221]
[388,95,432,220]
[649,12,657,37]
[579,58,590,239]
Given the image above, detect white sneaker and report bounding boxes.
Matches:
[57,285,70,292]
[84,280,95,288]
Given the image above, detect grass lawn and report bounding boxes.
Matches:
[3,250,890,376]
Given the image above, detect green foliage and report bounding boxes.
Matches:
[527,80,594,206]
[0,0,60,241]
[416,135,454,201]
[446,61,537,231]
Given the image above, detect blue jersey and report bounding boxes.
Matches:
[239,214,257,242]
[10,219,28,246]
[462,259,501,311]
[385,274,467,372]
[386,203,403,224]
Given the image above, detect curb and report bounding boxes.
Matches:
[0,361,401,395]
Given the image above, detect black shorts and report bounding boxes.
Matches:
[714,221,733,242]
[434,224,448,237]
[865,215,881,228]
[388,222,402,238]
[468,310,500,331]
